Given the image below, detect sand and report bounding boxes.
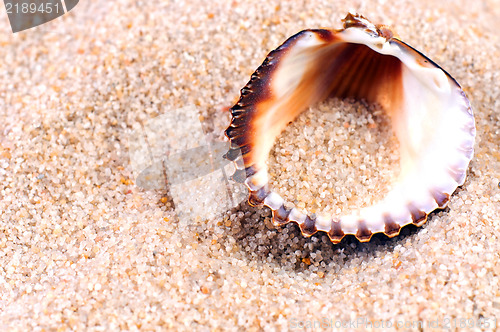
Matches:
[0,0,499,330]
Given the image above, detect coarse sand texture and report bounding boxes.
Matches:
[0,0,499,330]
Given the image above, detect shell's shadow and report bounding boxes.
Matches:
[224,200,447,275]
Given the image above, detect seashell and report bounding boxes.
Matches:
[224,13,476,243]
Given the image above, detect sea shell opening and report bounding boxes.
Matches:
[225,14,475,242]
[267,97,401,217]
[247,37,448,189]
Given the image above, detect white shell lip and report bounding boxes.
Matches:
[224,13,476,244]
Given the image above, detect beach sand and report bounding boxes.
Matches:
[0,0,499,330]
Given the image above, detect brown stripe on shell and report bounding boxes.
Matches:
[244,165,258,178]
[234,66,274,108]
[309,28,336,42]
[226,134,250,148]
[234,144,251,156]
[355,219,373,242]
[300,215,318,236]
[430,189,450,208]
[248,185,270,206]
[228,114,249,127]
[408,203,427,227]
[328,220,345,244]
[272,204,291,226]
[383,214,401,238]
[224,125,246,139]
[320,42,403,105]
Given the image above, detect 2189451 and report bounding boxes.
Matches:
[5,2,62,14]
